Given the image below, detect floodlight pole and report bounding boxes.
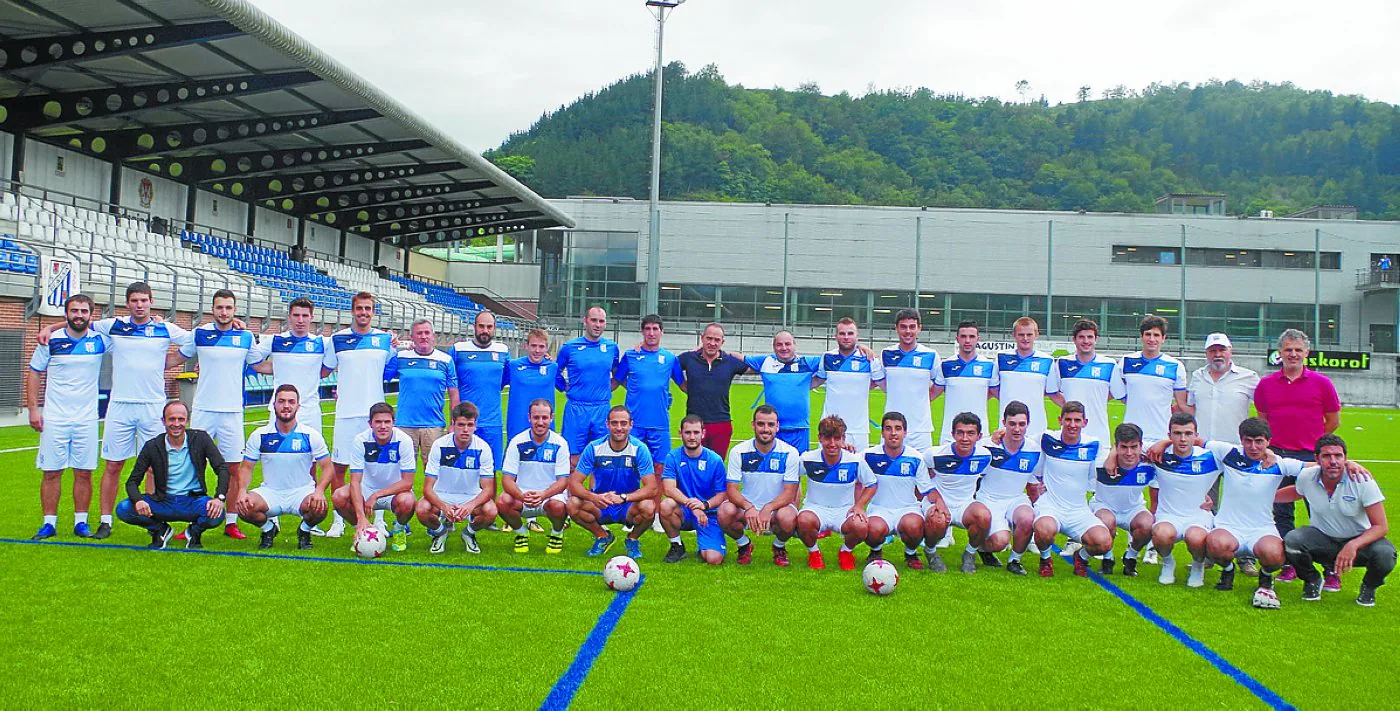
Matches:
[644,0,683,316]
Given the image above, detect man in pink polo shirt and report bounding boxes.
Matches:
[1254,328,1341,585]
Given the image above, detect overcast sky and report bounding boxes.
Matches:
[251,0,1400,152]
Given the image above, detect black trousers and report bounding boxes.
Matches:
[1269,447,1314,539]
[1284,526,1397,588]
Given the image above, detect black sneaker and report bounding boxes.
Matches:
[979,551,1003,568]
[1123,559,1139,577]
[1357,584,1377,607]
[258,523,278,550]
[92,522,112,540]
[297,528,313,550]
[149,523,174,549]
[1302,578,1322,601]
[185,528,205,550]
[663,541,687,563]
[1101,558,1115,576]
[1216,566,1236,591]
[1006,559,1027,576]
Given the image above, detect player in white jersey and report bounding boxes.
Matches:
[324,292,397,538]
[859,412,935,570]
[231,384,335,551]
[417,402,498,554]
[720,405,801,566]
[1091,423,1158,577]
[498,398,572,554]
[168,289,264,539]
[932,320,998,446]
[816,318,884,449]
[1143,412,1222,587]
[1032,402,1114,578]
[876,309,938,452]
[249,297,331,433]
[331,402,417,552]
[1048,319,1124,446]
[924,412,995,574]
[795,415,876,571]
[1120,315,1188,442]
[992,317,1054,441]
[26,294,109,540]
[975,401,1043,576]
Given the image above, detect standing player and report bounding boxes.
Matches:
[1048,319,1124,447]
[556,306,620,467]
[658,415,729,564]
[993,317,1055,442]
[568,406,658,559]
[1092,423,1158,577]
[1031,402,1114,577]
[168,289,263,540]
[231,384,335,550]
[932,321,998,446]
[505,329,558,443]
[452,311,509,472]
[879,309,939,452]
[331,402,417,552]
[417,402,497,554]
[498,399,572,554]
[325,292,397,537]
[720,405,801,566]
[1146,412,1221,587]
[27,294,108,539]
[1120,315,1189,443]
[745,330,821,452]
[613,314,684,471]
[795,415,875,570]
[817,318,885,449]
[677,323,750,455]
[249,297,331,435]
[394,318,459,466]
[975,401,1043,575]
[860,412,935,570]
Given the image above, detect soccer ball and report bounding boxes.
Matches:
[603,555,641,592]
[353,527,387,559]
[863,559,899,596]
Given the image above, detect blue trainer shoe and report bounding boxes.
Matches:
[625,537,643,560]
[73,522,93,538]
[586,531,617,557]
[32,523,57,540]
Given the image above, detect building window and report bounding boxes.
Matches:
[1113,245,1341,270]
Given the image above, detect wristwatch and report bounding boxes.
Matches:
[217,494,226,501]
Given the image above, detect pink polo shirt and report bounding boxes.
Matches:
[1253,368,1340,452]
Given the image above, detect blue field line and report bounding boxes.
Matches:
[1054,547,1295,711]
[749,391,764,411]
[0,537,601,576]
[539,577,643,711]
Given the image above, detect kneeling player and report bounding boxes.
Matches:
[796,415,875,570]
[719,405,801,566]
[924,412,994,574]
[860,412,936,570]
[418,402,498,554]
[1032,402,1113,577]
[568,406,658,559]
[499,399,571,553]
[976,401,1043,575]
[232,384,335,550]
[1092,423,1157,577]
[659,415,729,565]
[331,402,417,552]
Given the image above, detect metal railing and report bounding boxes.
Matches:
[1356,268,1400,289]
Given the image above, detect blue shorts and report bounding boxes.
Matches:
[476,425,505,471]
[682,507,726,554]
[633,426,671,462]
[598,501,633,526]
[778,428,810,453]
[562,401,610,453]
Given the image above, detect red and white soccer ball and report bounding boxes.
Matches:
[863,559,899,596]
[353,527,387,559]
[603,555,641,592]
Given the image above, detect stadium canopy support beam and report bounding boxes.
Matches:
[230,161,466,204]
[375,218,553,247]
[0,21,241,74]
[108,162,122,214]
[44,110,383,162]
[156,139,432,183]
[1,70,321,131]
[10,133,25,183]
[294,180,494,219]
[340,203,534,236]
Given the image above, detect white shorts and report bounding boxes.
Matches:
[843,431,871,450]
[1089,499,1151,532]
[904,431,933,454]
[980,496,1034,534]
[101,401,165,461]
[799,504,851,534]
[435,490,481,508]
[332,416,370,464]
[37,419,100,472]
[1156,512,1214,542]
[1034,503,1108,542]
[191,409,245,464]
[1214,525,1280,555]
[742,501,796,531]
[252,484,316,518]
[294,403,323,435]
[360,484,400,512]
[870,505,924,531]
[522,490,569,518]
[946,499,981,529]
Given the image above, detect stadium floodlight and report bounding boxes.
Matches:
[643,0,686,315]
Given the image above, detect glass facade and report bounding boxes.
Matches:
[1113,245,1342,269]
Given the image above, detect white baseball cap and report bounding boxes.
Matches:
[1204,333,1232,349]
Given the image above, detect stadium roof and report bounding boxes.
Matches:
[0,0,574,247]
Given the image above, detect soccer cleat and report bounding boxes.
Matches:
[905,553,925,571]
[390,526,408,552]
[1239,556,1260,577]
[1252,586,1281,609]
[1216,566,1236,591]
[462,529,481,554]
[626,538,643,560]
[1007,559,1027,576]
[772,546,789,567]
[586,532,616,557]
[174,530,187,542]
[149,523,174,550]
[325,520,345,539]
[1039,557,1054,577]
[429,528,450,555]
[1062,541,1083,558]
[664,542,687,563]
[1073,556,1090,577]
[259,522,278,549]
[961,551,977,574]
[817,530,832,539]
[224,523,247,540]
[92,522,112,539]
[807,550,825,570]
[1122,559,1139,578]
[1301,578,1322,601]
[927,551,948,573]
[736,541,754,565]
[297,528,313,550]
[527,518,546,533]
[546,534,564,555]
[514,533,530,553]
[936,531,954,549]
[1100,558,1115,575]
[1323,571,1342,593]
[32,523,57,540]
[1187,560,1206,588]
[1158,559,1177,585]
[838,550,856,571]
[307,526,327,537]
[1276,565,1298,583]
[185,528,205,550]
[979,551,1002,568]
[1357,584,1377,607]
[73,522,92,538]
[1142,548,1159,565]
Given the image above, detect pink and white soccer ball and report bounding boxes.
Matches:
[603,555,641,592]
[353,527,387,559]
[863,559,899,595]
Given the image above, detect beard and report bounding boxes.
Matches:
[66,316,89,332]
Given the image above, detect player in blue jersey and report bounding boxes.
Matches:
[556,306,621,467]
[26,294,109,539]
[720,405,801,566]
[877,309,939,453]
[795,415,875,571]
[1120,315,1189,443]
[505,329,559,442]
[249,298,332,434]
[167,289,264,540]
[331,401,417,552]
[992,317,1055,442]
[923,412,995,574]
[1048,319,1125,447]
[232,384,335,550]
[417,402,497,554]
[613,314,684,471]
[1032,402,1114,577]
[499,398,572,554]
[452,310,510,471]
[746,330,821,452]
[659,415,730,564]
[1144,412,1222,587]
[817,318,884,449]
[392,318,460,465]
[860,412,935,570]
[932,321,998,446]
[976,401,1043,575]
[1091,423,1158,577]
[325,292,398,537]
[568,406,659,559]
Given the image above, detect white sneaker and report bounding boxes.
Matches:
[1143,548,1160,565]
[1027,541,1041,556]
[325,521,345,539]
[1062,541,1082,558]
[1252,586,1281,609]
[1158,555,1177,585]
[936,531,955,549]
[1187,560,1206,588]
[651,514,666,534]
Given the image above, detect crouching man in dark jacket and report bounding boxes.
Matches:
[115,401,230,549]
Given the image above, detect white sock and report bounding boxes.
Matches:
[261,520,276,532]
[100,514,112,524]
[736,534,751,547]
[839,544,852,552]
[514,526,527,535]
[550,526,564,536]
[668,535,681,544]
[808,543,820,552]
[1009,550,1023,562]
[965,544,978,555]
[43,514,58,526]
[1124,547,1139,560]
[905,547,918,556]
[299,521,312,532]
[372,511,386,527]
[774,539,787,549]
[1040,547,1053,560]
[225,513,237,525]
[1103,549,1115,561]
[1078,548,1090,561]
[74,512,88,525]
[332,512,344,526]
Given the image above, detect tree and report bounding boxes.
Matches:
[1077,86,1092,103]
[1015,80,1031,104]
[490,154,535,182]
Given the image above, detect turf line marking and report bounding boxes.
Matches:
[1054,548,1295,711]
[539,577,642,711]
[0,538,601,576]
[0,445,38,454]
